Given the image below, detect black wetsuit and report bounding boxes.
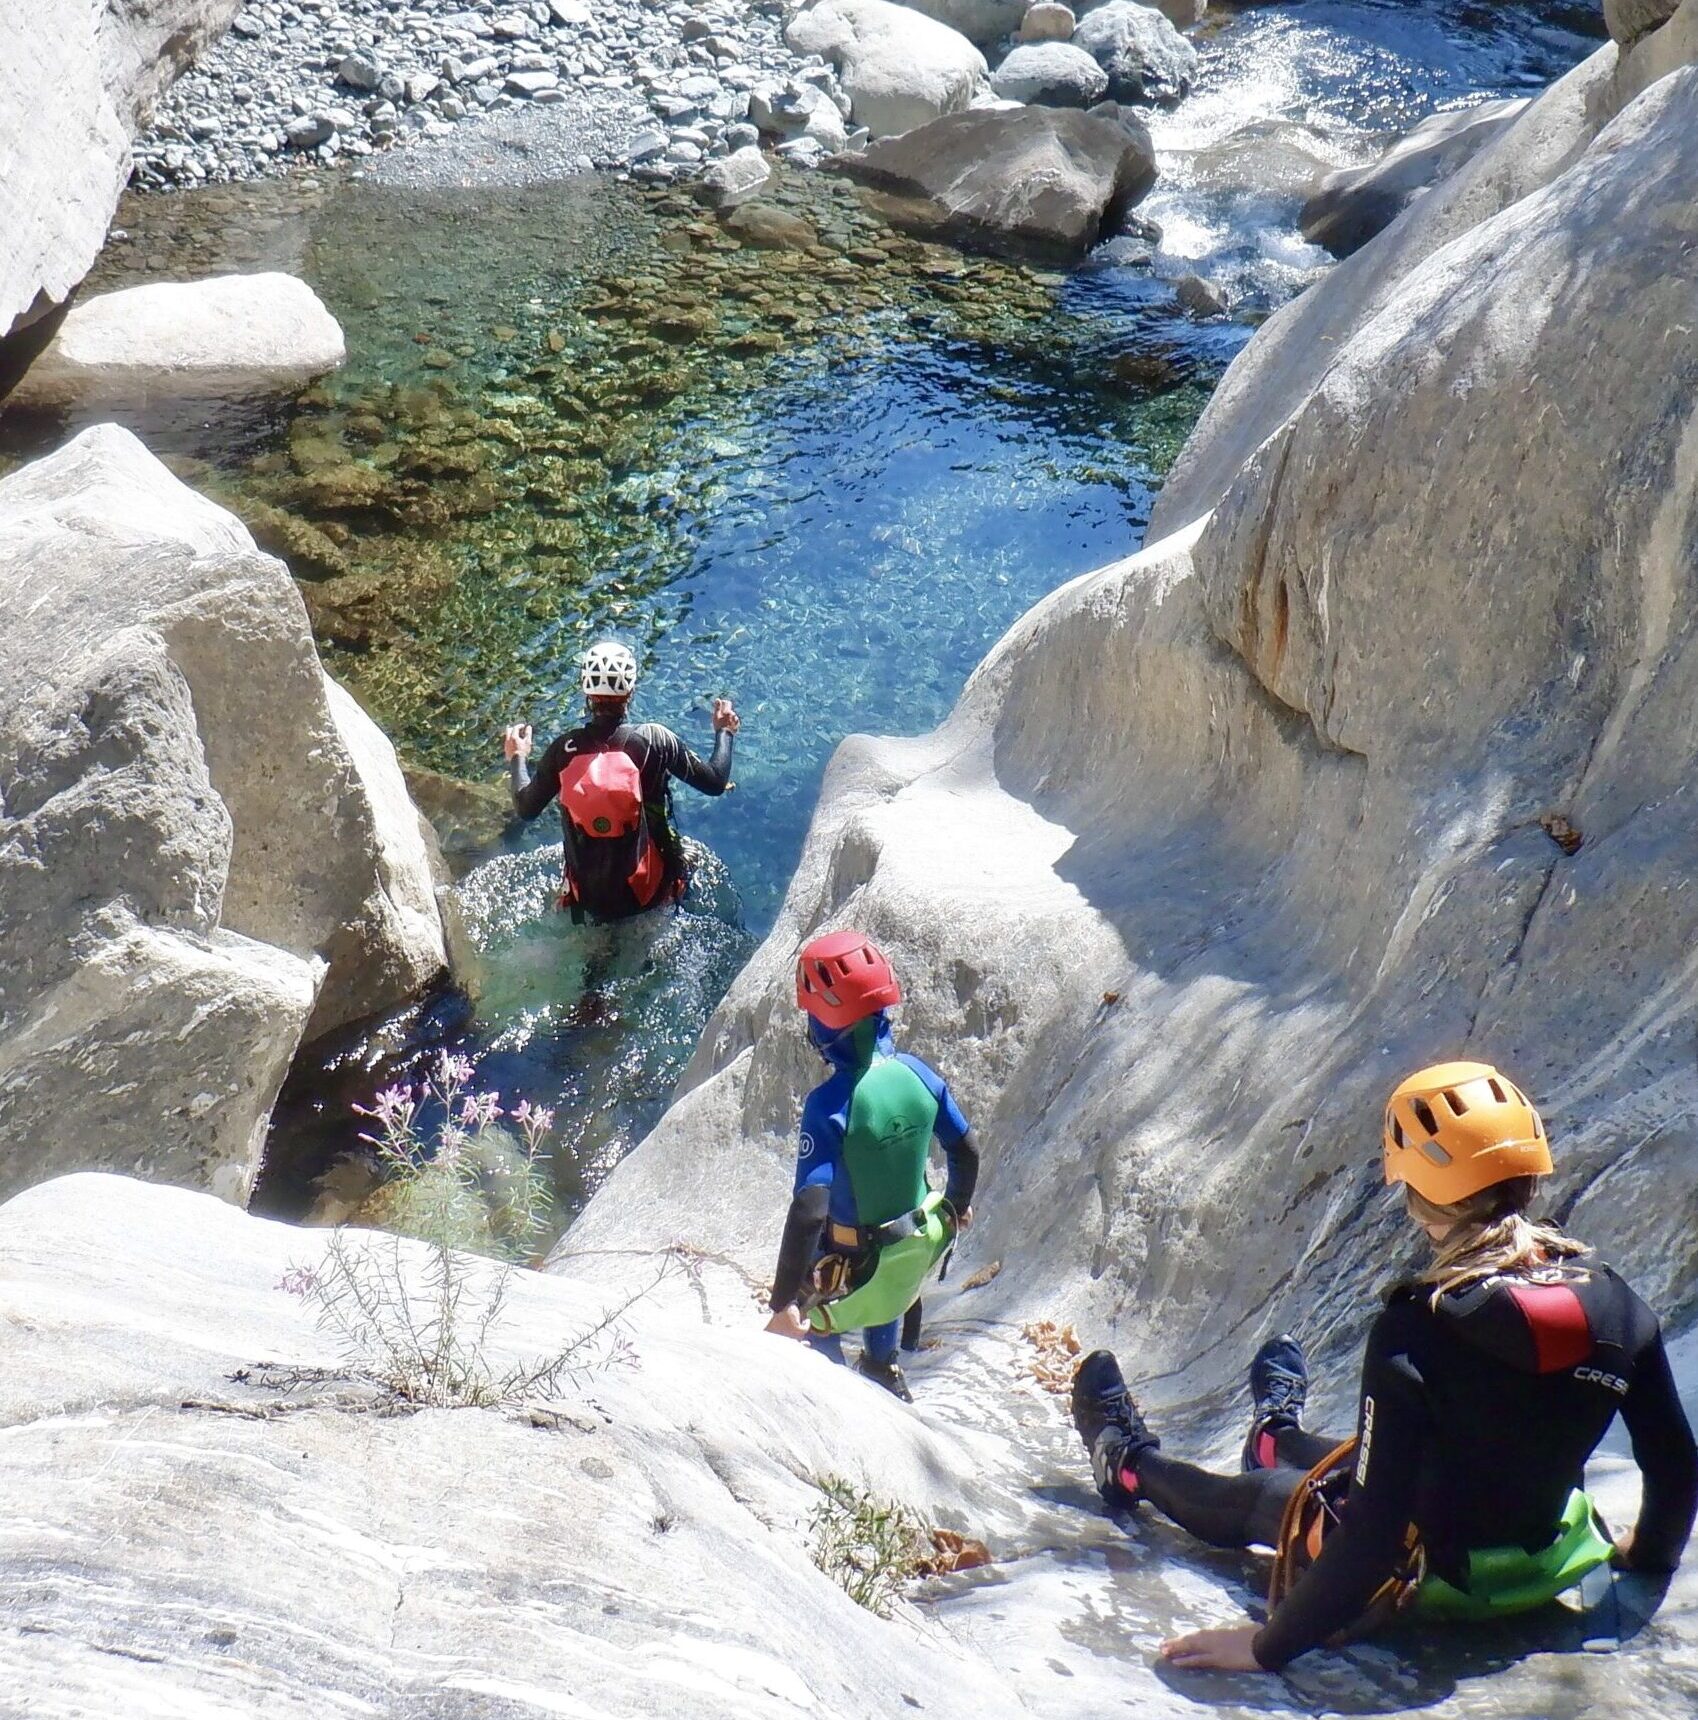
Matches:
[510,707,733,912]
[1115,1262,1698,1669]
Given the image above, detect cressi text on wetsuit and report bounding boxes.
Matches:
[768,1013,979,1319]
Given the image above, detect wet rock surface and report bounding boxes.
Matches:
[835,105,1156,257]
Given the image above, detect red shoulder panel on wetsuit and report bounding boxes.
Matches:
[1507,1282,1592,1373]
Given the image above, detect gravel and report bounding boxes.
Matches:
[135,0,862,189]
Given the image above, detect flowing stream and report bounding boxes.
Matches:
[1,0,1599,1240]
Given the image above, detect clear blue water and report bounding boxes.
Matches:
[43,0,1598,1232]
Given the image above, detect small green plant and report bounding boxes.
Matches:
[282,1229,654,1410]
[353,1052,554,1262]
[808,1476,932,1617]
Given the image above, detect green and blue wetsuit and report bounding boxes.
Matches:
[769,1012,977,1368]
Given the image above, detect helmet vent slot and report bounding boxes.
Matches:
[1487,1077,1508,1104]
[1410,1097,1439,1136]
[1444,1088,1468,1115]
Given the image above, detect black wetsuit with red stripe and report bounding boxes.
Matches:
[1121,1262,1698,1669]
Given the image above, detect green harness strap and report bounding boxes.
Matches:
[1416,1489,1615,1619]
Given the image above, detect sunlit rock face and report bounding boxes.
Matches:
[575,62,1698,1442]
[0,1,240,340]
[0,425,447,1203]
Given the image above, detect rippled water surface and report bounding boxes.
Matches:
[10,0,1597,1234]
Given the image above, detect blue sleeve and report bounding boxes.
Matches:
[896,1053,971,1146]
[795,1088,842,1195]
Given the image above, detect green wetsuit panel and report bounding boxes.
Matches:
[1415,1489,1614,1619]
[841,1054,938,1227]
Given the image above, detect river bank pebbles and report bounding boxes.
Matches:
[135,0,856,189]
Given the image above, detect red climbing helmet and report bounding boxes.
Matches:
[795,930,902,1030]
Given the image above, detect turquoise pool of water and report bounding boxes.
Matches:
[12,0,1598,1235]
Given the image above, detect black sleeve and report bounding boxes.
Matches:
[1252,1306,1429,1670]
[1620,1324,1698,1571]
[769,1182,829,1312]
[941,1130,979,1215]
[644,723,733,796]
[511,736,568,821]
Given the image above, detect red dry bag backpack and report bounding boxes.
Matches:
[556,746,667,921]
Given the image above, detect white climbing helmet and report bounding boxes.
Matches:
[581,640,638,699]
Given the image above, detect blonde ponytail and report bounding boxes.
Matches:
[1406,1177,1588,1306]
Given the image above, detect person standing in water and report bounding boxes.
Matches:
[764,931,979,1402]
[504,640,739,923]
[1069,1061,1697,1673]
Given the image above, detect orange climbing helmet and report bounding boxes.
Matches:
[1382,1061,1552,1206]
[795,930,901,1030]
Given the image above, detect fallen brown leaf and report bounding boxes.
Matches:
[1020,1319,1082,1395]
[920,1528,994,1574]
[961,1260,1003,1291]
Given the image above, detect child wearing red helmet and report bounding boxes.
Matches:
[765,931,979,1401]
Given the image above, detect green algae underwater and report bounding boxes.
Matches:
[10,160,1224,1239]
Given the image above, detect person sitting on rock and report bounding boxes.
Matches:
[763,931,979,1402]
[503,640,738,924]
[1069,1061,1698,1674]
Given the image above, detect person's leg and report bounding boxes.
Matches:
[855,1319,912,1401]
[1126,1449,1304,1549]
[808,1330,848,1366]
[1072,1350,1306,1551]
[861,1320,901,1368]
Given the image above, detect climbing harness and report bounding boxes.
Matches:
[806,1190,956,1336]
[1270,1438,1616,1639]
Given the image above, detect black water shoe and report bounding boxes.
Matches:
[856,1352,913,1403]
[1241,1333,1309,1472]
[1071,1349,1158,1507]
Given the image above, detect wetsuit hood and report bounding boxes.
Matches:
[1410,1261,1610,1377]
[808,1010,895,1072]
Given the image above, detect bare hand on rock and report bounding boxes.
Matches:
[1159,1623,1266,1673]
[764,1303,810,1340]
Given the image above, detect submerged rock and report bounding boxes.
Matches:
[1300,98,1529,258]
[8,273,345,409]
[787,0,988,138]
[834,105,1155,256]
[0,426,449,1204]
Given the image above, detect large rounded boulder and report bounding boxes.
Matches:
[832,104,1156,256]
[8,274,347,409]
[786,0,987,137]
[0,425,449,1206]
[1070,1,1197,104]
[897,0,1027,48]
[990,41,1108,107]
